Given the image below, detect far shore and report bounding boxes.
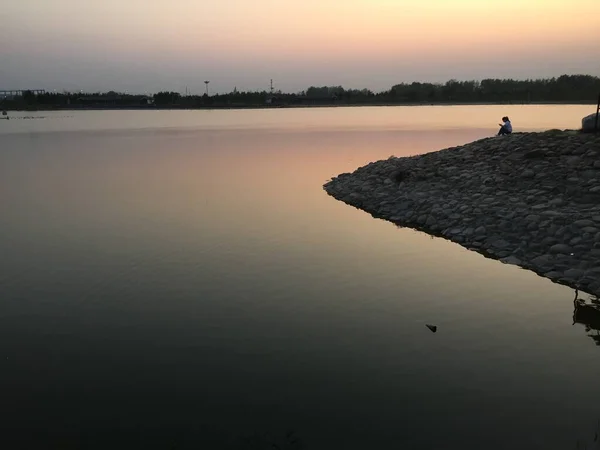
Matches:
[2,100,597,113]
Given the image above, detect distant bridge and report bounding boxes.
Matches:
[0,89,46,98]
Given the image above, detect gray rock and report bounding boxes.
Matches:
[522,169,535,178]
[550,244,572,254]
[396,201,414,211]
[541,211,562,218]
[570,237,583,246]
[564,268,585,279]
[491,239,511,249]
[544,271,563,279]
[582,113,600,132]
[555,227,567,236]
[541,236,558,247]
[523,149,547,159]
[548,198,564,206]
[501,256,522,265]
[573,219,595,227]
[532,254,553,267]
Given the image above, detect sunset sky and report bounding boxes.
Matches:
[2,0,599,94]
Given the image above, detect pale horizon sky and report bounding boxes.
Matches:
[1,0,600,94]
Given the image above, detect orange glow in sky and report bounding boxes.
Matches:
[2,0,599,93]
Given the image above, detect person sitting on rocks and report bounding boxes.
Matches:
[498,116,512,135]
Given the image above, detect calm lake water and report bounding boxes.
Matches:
[1,106,599,449]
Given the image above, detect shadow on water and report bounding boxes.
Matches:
[233,430,304,450]
[573,289,600,348]
[574,420,600,450]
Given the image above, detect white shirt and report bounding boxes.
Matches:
[504,120,512,132]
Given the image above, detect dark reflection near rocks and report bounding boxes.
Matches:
[573,289,600,346]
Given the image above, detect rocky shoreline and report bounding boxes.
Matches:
[324,130,600,296]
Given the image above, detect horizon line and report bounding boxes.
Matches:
[3,73,599,97]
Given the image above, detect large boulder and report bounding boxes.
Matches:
[582,113,599,132]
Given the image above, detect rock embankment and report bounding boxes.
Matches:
[324,130,600,295]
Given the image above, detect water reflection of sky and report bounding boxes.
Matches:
[0,104,592,134]
[1,110,599,449]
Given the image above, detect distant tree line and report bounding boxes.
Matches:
[387,75,600,103]
[2,75,599,110]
